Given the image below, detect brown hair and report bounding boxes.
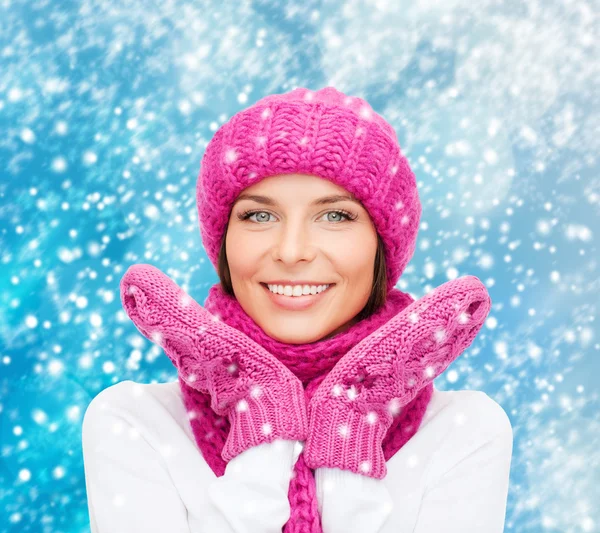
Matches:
[216,224,388,322]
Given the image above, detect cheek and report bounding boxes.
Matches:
[226,231,263,274]
[328,235,376,271]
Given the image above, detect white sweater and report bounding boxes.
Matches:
[82,380,513,533]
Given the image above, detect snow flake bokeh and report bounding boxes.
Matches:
[1,0,598,531]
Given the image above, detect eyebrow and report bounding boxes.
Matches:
[233,193,361,207]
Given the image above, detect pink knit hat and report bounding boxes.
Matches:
[196,86,421,294]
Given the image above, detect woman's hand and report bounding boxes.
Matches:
[303,275,492,479]
[119,263,309,462]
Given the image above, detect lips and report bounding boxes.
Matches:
[260,282,334,296]
[260,281,335,290]
[260,282,335,311]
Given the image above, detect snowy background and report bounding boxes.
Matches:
[1,0,599,531]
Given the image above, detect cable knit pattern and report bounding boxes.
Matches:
[120,264,309,462]
[303,275,491,479]
[118,264,490,532]
[196,86,421,295]
[199,277,435,533]
[117,86,493,531]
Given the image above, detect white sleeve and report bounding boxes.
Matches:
[412,428,513,533]
[83,399,303,533]
[315,467,395,533]
[207,438,303,533]
[314,428,513,533]
[82,405,194,533]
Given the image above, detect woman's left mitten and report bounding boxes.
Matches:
[304,275,491,479]
[120,263,308,462]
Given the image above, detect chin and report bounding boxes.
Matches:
[264,326,328,345]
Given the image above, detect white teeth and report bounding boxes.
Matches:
[266,284,331,296]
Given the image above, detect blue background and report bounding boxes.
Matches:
[1,0,598,532]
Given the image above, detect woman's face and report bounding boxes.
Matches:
[225,173,378,344]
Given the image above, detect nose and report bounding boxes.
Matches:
[270,221,317,265]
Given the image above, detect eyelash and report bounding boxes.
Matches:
[237,208,358,224]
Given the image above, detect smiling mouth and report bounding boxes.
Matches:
[260,282,335,297]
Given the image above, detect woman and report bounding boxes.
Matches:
[82,86,513,532]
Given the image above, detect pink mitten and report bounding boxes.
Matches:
[303,275,491,479]
[119,263,308,462]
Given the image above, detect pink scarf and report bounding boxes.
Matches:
[178,282,434,532]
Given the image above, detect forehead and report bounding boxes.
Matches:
[236,173,359,204]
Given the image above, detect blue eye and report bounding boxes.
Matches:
[237,209,357,223]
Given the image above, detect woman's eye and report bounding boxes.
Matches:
[241,210,272,222]
[255,211,272,222]
[325,211,346,222]
[237,209,355,223]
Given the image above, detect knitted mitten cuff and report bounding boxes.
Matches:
[221,373,308,462]
[120,263,309,462]
[304,275,491,480]
[305,401,391,479]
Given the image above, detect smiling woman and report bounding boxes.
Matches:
[83,86,512,533]
[217,172,388,344]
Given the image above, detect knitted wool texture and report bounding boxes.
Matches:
[196,86,421,295]
[120,267,434,533]
[119,86,491,532]
[119,267,491,533]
